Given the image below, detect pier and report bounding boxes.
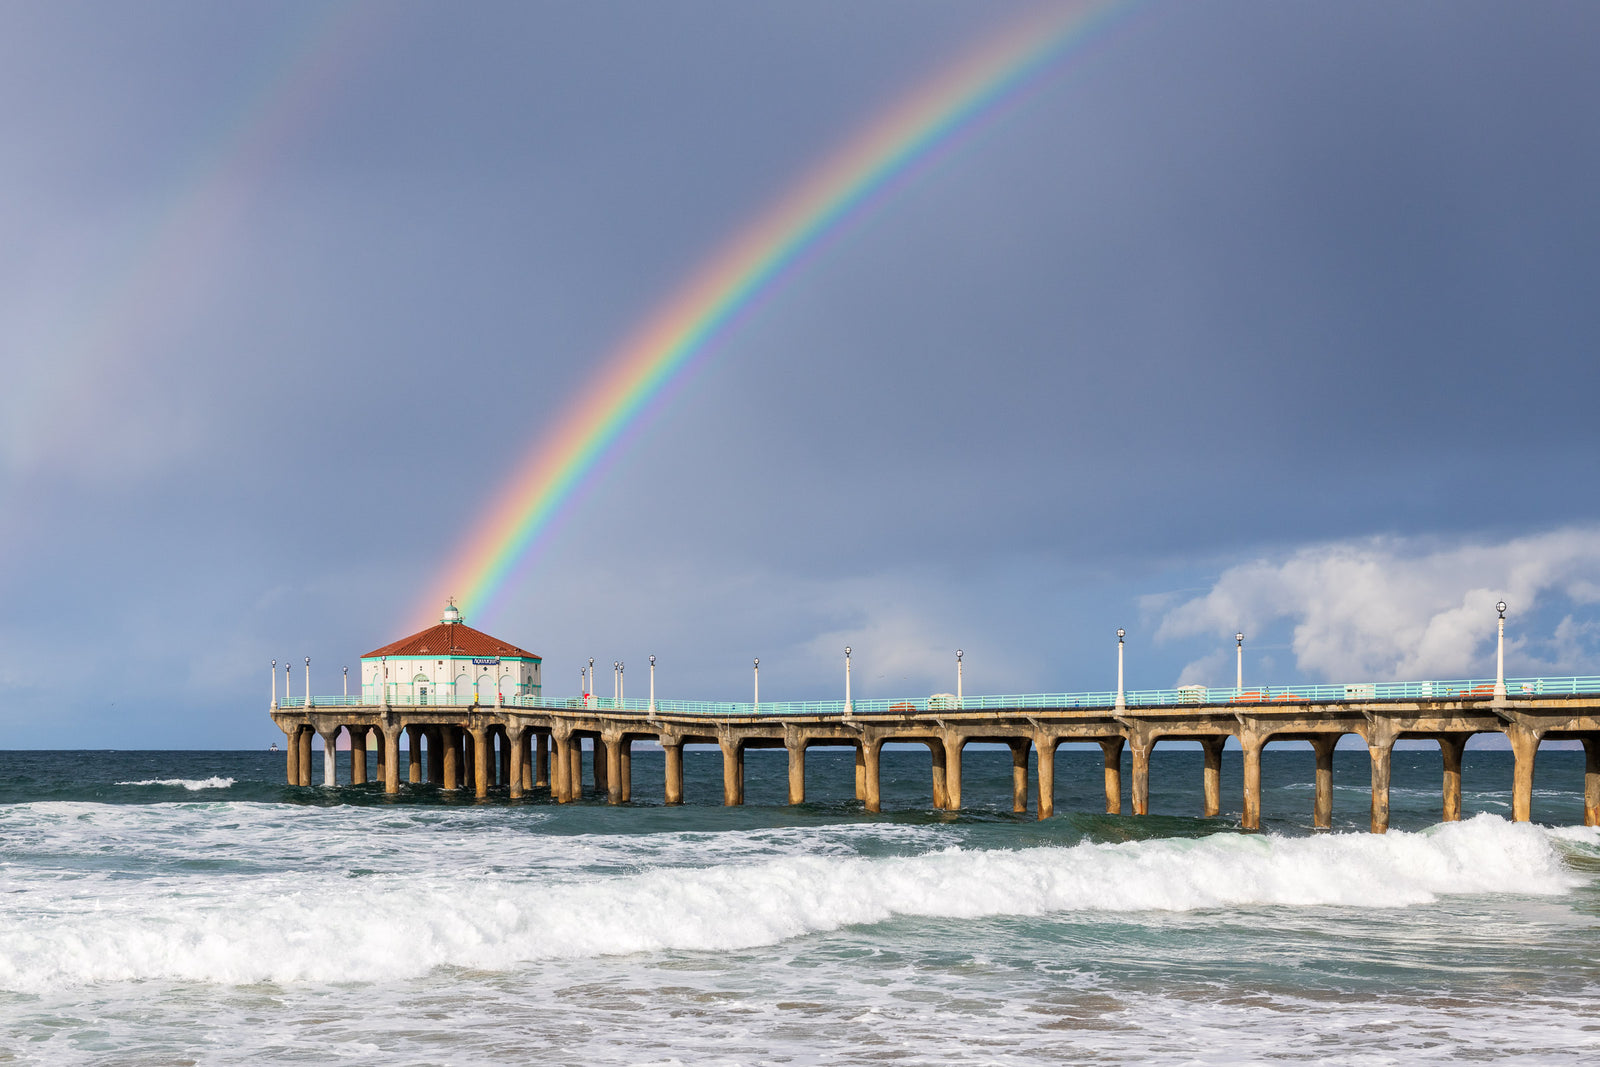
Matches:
[271,677,1600,831]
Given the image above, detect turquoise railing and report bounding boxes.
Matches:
[283,675,1600,715]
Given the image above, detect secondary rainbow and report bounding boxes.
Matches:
[423,0,1137,626]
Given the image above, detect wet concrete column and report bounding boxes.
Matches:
[507,728,526,799]
[297,727,313,786]
[1584,737,1600,827]
[1368,735,1394,834]
[462,731,476,792]
[605,737,623,805]
[1440,735,1467,822]
[721,741,744,806]
[854,745,866,801]
[1241,735,1266,830]
[1200,737,1224,817]
[1099,737,1124,815]
[1035,738,1055,820]
[863,740,882,813]
[374,731,386,783]
[319,729,339,787]
[551,731,571,802]
[497,729,511,787]
[471,727,490,799]
[535,733,549,788]
[786,743,806,805]
[1311,735,1337,829]
[1508,725,1543,823]
[619,739,632,802]
[521,732,533,792]
[285,727,300,785]
[1130,737,1153,816]
[1010,739,1031,814]
[663,741,684,805]
[442,727,460,790]
[930,740,948,809]
[569,737,583,796]
[943,736,964,811]
[408,728,423,784]
[383,729,400,794]
[426,728,444,784]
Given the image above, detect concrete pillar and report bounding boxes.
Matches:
[297,727,313,787]
[497,729,511,787]
[1440,735,1467,823]
[854,745,867,801]
[930,740,948,809]
[593,736,609,793]
[1584,737,1600,828]
[1508,725,1543,823]
[721,741,744,806]
[1035,737,1055,820]
[521,732,534,792]
[535,733,549,788]
[1100,737,1124,815]
[285,727,300,785]
[508,728,526,799]
[1241,735,1265,831]
[1200,737,1224,817]
[786,742,806,805]
[1311,735,1337,829]
[462,730,476,792]
[408,728,423,784]
[442,727,461,791]
[375,729,387,785]
[471,727,490,799]
[944,736,963,812]
[1130,737,1153,816]
[605,737,623,805]
[1010,739,1031,814]
[551,732,571,802]
[426,728,444,784]
[1368,736,1394,834]
[863,740,882,813]
[664,742,684,805]
[383,729,400,794]
[569,737,583,796]
[619,739,632,803]
[319,730,339,787]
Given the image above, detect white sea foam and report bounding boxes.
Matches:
[0,812,1576,992]
[115,777,235,790]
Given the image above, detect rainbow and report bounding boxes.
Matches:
[423,1,1137,626]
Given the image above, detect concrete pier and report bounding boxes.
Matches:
[273,691,1600,830]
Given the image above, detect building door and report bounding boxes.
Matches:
[414,674,430,705]
[454,674,472,704]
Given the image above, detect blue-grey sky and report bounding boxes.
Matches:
[2,1,1599,747]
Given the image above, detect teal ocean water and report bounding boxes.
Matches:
[2,745,1599,1064]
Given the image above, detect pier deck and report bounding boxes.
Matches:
[272,681,1600,831]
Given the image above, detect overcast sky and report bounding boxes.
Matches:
[2,1,1598,747]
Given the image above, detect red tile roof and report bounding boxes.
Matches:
[362,622,540,660]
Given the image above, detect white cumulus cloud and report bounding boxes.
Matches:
[1156,527,1600,682]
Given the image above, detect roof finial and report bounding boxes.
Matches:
[441,597,462,625]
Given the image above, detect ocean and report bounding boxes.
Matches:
[2,745,1598,1065]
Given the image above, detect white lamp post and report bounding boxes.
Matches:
[613,661,619,709]
[753,657,760,713]
[1235,632,1244,693]
[1494,601,1508,700]
[588,657,595,702]
[271,659,277,708]
[649,654,657,714]
[956,649,964,707]
[844,646,853,716]
[619,661,625,707]
[381,655,388,706]
[1115,629,1126,711]
[304,657,311,708]
[285,662,292,706]
[343,665,348,699]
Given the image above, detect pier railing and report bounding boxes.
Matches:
[282,675,1600,715]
